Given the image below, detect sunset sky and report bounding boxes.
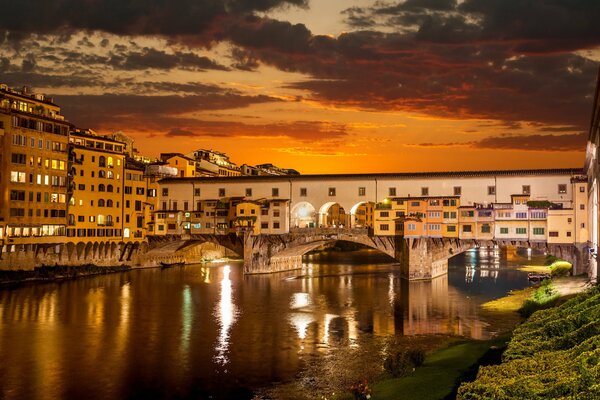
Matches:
[1,0,598,173]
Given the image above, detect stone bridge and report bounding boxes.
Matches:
[148,228,588,280]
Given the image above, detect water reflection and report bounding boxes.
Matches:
[0,249,532,399]
[181,285,192,358]
[214,265,238,365]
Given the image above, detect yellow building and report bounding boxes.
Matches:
[68,130,125,242]
[234,201,262,234]
[160,153,197,177]
[572,177,588,244]
[458,205,477,240]
[123,159,158,241]
[442,197,460,238]
[0,85,70,248]
[547,209,577,244]
[354,202,374,228]
[476,205,495,240]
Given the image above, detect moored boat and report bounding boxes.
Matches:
[160,262,185,269]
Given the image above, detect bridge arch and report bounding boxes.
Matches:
[291,201,317,228]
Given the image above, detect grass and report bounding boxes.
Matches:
[481,286,536,312]
[369,336,509,400]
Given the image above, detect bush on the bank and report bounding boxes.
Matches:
[519,280,560,317]
[383,348,425,377]
[550,261,573,277]
[457,287,600,399]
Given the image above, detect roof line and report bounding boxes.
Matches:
[158,168,584,184]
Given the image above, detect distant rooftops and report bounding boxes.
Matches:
[0,83,58,106]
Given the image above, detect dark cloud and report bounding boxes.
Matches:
[414,132,586,151]
[0,0,307,37]
[0,57,9,72]
[1,72,101,88]
[1,0,598,136]
[54,92,281,129]
[166,128,196,137]
[21,54,37,72]
[108,48,229,71]
[160,120,347,140]
[474,132,587,151]
[230,48,260,71]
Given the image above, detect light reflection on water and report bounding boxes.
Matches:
[214,265,238,366]
[0,248,532,399]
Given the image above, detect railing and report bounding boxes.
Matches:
[289,227,370,236]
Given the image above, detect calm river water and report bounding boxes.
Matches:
[0,248,534,399]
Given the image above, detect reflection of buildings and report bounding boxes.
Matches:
[286,262,492,345]
[398,276,486,339]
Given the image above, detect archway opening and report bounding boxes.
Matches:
[302,239,398,265]
[291,202,317,228]
[349,201,375,228]
[318,202,349,227]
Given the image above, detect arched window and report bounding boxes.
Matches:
[68,214,75,225]
[98,184,105,192]
[107,199,114,207]
[123,228,130,238]
[99,156,106,167]
[107,171,114,179]
[98,199,105,207]
[107,184,113,192]
[99,170,106,178]
[106,215,113,226]
[98,214,105,225]
[107,157,114,168]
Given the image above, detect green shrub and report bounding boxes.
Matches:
[458,288,600,400]
[519,280,559,317]
[550,261,573,277]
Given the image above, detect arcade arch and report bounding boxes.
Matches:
[291,202,317,228]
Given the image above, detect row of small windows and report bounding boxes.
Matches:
[11,116,68,136]
[70,137,123,153]
[178,185,578,199]
[2,225,66,238]
[11,153,67,170]
[66,229,122,238]
[9,208,66,218]
[12,134,67,151]
[10,171,67,187]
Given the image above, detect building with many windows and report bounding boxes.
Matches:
[0,85,70,253]
[67,129,126,242]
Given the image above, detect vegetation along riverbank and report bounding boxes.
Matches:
[458,285,600,399]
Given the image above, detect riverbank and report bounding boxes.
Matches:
[0,258,241,287]
[458,285,600,399]
[0,264,132,287]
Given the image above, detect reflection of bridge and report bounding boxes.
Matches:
[148,227,584,280]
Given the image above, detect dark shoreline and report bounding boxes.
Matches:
[0,264,132,288]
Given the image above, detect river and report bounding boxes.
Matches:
[0,247,534,399]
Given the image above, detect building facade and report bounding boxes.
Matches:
[0,85,70,254]
[68,129,126,242]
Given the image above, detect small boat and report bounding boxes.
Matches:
[528,272,551,281]
[160,262,185,269]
